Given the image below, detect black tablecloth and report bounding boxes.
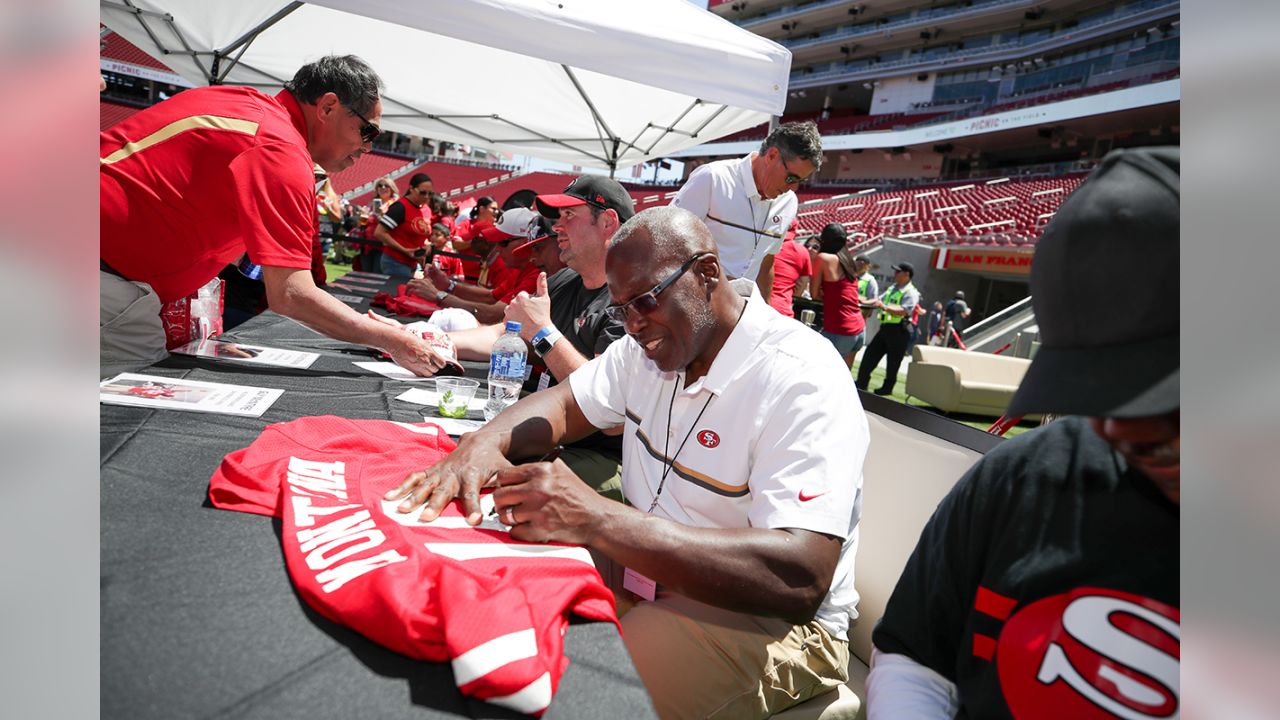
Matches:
[101,284,656,719]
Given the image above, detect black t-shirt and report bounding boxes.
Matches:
[945,298,969,321]
[529,268,625,460]
[872,417,1179,719]
[546,268,625,359]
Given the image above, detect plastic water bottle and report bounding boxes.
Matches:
[188,277,224,341]
[484,321,527,421]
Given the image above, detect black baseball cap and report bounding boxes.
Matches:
[535,175,636,222]
[892,262,915,277]
[1006,146,1179,418]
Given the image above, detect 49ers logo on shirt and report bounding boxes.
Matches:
[410,216,431,235]
[696,430,720,448]
[994,587,1180,719]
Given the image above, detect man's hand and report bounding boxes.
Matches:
[384,435,513,524]
[426,265,451,291]
[387,333,448,377]
[405,278,436,299]
[506,272,553,341]
[491,459,615,545]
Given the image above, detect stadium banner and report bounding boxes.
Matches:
[933,246,1034,276]
[100,59,193,88]
[672,79,1180,156]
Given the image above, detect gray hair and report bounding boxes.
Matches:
[761,120,823,170]
[284,55,384,117]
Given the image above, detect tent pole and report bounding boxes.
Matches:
[211,2,303,84]
[562,65,621,166]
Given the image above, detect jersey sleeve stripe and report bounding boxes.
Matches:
[102,116,260,165]
[452,628,539,686]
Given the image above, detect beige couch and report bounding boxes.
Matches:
[905,345,1032,417]
[772,410,984,719]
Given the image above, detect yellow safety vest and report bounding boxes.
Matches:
[879,283,916,325]
[857,274,872,298]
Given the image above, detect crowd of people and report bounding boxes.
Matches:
[101,52,1179,720]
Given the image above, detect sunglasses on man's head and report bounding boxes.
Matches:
[345,104,382,143]
[604,253,707,324]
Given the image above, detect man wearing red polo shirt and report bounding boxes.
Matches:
[100,55,447,377]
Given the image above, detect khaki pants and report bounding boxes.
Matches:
[620,592,849,720]
[100,271,168,378]
[558,446,623,502]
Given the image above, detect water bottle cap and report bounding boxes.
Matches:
[505,321,522,333]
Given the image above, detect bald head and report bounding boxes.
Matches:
[609,206,717,269]
[604,207,744,381]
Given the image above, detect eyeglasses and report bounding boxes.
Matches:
[345,105,383,144]
[376,185,393,192]
[604,253,706,324]
[779,155,813,186]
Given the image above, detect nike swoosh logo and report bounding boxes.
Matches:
[798,490,828,502]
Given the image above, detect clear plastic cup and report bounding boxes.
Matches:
[434,377,480,418]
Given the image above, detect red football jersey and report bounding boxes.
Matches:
[208,416,618,715]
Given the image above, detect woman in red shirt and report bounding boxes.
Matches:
[809,223,866,369]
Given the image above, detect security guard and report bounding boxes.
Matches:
[855,262,920,395]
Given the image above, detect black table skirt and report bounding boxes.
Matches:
[101,284,656,719]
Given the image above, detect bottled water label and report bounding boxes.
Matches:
[489,352,527,380]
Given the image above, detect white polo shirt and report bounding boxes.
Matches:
[569,282,868,639]
[671,154,799,281]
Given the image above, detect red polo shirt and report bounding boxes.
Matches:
[101,86,318,304]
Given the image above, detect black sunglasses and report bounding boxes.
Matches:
[780,155,812,186]
[604,253,707,324]
[345,105,382,144]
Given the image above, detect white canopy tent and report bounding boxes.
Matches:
[100,0,791,171]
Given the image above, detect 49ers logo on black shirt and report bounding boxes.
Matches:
[994,587,1180,719]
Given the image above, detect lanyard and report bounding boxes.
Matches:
[648,379,714,514]
[646,298,748,514]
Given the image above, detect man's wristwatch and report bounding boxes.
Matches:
[531,326,563,358]
[435,290,449,303]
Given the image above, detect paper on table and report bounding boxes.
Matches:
[100,373,283,418]
[172,339,319,369]
[352,361,435,381]
[332,275,385,285]
[331,293,365,303]
[395,386,488,412]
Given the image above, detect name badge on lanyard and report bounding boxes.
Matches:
[623,567,657,602]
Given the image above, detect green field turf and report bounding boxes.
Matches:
[852,364,1034,438]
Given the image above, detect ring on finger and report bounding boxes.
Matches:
[504,506,517,524]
